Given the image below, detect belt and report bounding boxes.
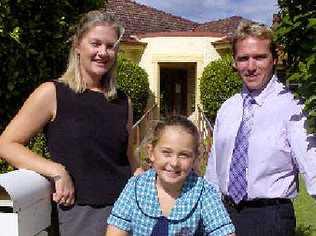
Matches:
[222,195,292,210]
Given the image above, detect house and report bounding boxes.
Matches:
[105,0,252,118]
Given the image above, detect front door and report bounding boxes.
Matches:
[160,68,187,117]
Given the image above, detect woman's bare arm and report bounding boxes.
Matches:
[0,82,74,205]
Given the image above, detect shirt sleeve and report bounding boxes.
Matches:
[204,116,220,190]
[107,177,136,231]
[287,110,316,198]
[201,182,235,236]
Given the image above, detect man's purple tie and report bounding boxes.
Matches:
[228,94,255,204]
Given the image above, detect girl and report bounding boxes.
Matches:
[106,116,235,236]
[0,10,141,236]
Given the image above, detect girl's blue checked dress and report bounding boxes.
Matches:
[107,169,235,235]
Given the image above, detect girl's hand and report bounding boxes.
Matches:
[52,166,75,206]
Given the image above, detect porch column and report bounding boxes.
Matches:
[195,61,204,109]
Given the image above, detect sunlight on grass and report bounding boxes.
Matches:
[294,176,316,236]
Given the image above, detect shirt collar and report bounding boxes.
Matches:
[241,75,279,106]
[135,169,204,221]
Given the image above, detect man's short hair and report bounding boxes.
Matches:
[232,22,277,59]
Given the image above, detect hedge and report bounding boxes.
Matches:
[200,55,242,122]
[117,55,150,121]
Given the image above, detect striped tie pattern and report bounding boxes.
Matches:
[228,95,255,204]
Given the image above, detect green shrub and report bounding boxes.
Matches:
[117,55,150,122]
[0,159,14,174]
[0,133,49,174]
[0,1,105,174]
[0,1,104,133]
[27,133,50,159]
[275,0,316,133]
[200,55,242,122]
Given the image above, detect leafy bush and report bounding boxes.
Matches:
[0,0,105,174]
[275,0,316,133]
[0,1,104,133]
[117,55,150,122]
[0,159,14,174]
[200,55,242,122]
[28,133,50,158]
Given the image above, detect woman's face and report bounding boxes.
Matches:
[75,24,118,82]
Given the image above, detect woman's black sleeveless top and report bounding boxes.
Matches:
[45,81,131,205]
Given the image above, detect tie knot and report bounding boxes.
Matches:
[244,95,255,108]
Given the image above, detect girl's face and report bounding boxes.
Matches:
[148,126,197,191]
[75,24,118,82]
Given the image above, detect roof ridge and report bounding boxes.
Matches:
[124,0,198,25]
[199,16,250,25]
[105,0,254,39]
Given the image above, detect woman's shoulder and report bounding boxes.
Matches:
[36,81,56,92]
[17,82,57,123]
[30,82,56,103]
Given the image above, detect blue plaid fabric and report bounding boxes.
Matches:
[228,94,255,204]
[107,169,235,236]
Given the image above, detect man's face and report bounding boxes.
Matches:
[233,37,276,92]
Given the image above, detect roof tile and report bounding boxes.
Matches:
[105,0,253,40]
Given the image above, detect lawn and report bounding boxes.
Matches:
[294,176,316,236]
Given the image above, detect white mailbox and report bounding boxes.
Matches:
[0,169,51,236]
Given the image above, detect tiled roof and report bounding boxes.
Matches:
[194,16,254,36]
[137,31,225,39]
[105,0,197,41]
[105,0,253,41]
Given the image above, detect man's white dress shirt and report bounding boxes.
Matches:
[205,76,316,199]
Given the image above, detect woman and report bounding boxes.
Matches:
[0,10,140,236]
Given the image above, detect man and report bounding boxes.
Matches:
[204,22,316,236]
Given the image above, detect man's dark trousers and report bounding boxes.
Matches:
[223,197,296,236]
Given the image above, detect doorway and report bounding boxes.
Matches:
[160,68,187,117]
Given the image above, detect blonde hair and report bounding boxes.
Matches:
[150,116,200,155]
[232,22,277,59]
[59,10,125,98]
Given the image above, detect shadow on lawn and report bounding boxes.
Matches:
[296,224,314,236]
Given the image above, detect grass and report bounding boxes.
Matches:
[294,176,316,236]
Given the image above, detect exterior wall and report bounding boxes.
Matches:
[119,43,146,64]
[187,67,196,114]
[137,36,222,112]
